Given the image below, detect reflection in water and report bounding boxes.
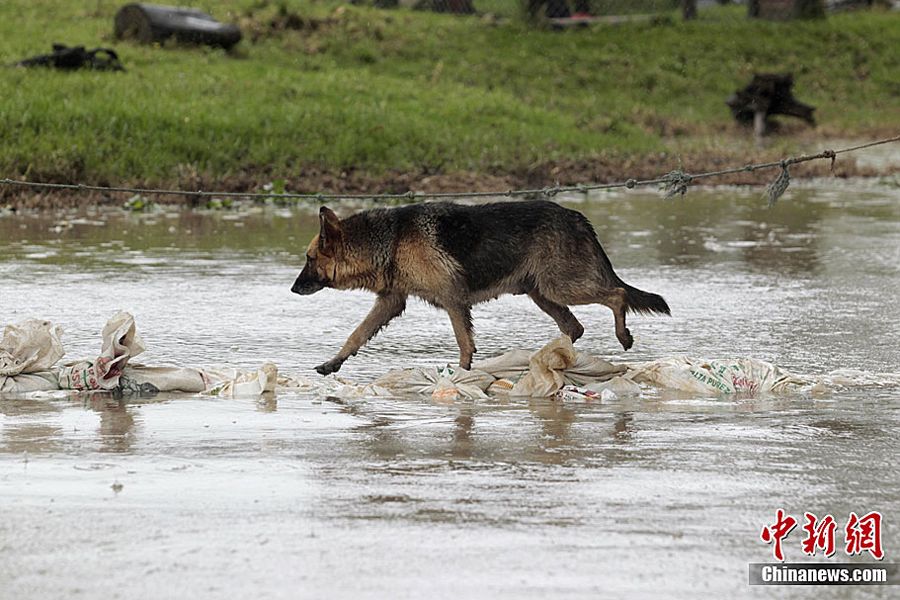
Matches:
[451,410,474,460]
[527,397,577,464]
[0,398,63,418]
[85,395,137,454]
[256,392,278,413]
[0,399,64,454]
[1,423,64,455]
[613,411,633,441]
[0,395,140,454]
[290,394,641,470]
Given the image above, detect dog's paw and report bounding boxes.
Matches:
[567,323,585,343]
[315,359,344,376]
[618,328,634,351]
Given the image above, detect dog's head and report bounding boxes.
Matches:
[291,206,344,295]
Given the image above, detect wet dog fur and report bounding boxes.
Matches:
[292,201,670,375]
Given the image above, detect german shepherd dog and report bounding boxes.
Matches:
[292,201,670,375]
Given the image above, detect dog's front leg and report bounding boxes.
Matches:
[446,305,476,370]
[315,293,407,375]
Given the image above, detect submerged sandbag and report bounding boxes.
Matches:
[202,363,278,397]
[822,369,900,389]
[473,349,533,379]
[585,376,643,396]
[629,357,811,396]
[3,313,899,402]
[512,336,577,397]
[0,319,66,393]
[0,312,277,398]
[476,336,626,397]
[120,365,207,394]
[373,365,495,401]
[0,371,60,394]
[57,311,146,391]
[0,319,65,377]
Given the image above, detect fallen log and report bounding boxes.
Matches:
[114,3,242,49]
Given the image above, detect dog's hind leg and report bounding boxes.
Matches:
[315,292,407,375]
[608,289,633,351]
[596,288,632,351]
[527,290,584,342]
[446,305,476,370]
[542,286,633,351]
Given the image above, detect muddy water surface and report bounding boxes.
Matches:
[1,183,899,598]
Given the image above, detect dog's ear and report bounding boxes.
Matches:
[318,206,343,256]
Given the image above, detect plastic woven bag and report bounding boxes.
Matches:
[372,365,494,400]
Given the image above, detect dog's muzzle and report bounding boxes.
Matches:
[291,280,325,295]
[291,268,326,295]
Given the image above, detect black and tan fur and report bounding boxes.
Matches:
[292,201,670,375]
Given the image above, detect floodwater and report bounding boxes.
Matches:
[1,182,899,598]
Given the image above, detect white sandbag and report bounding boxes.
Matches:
[277,374,390,399]
[276,375,325,393]
[202,363,278,397]
[473,350,533,379]
[372,365,494,400]
[628,357,811,396]
[508,336,626,397]
[121,363,282,397]
[822,369,900,389]
[120,365,208,394]
[0,371,60,394]
[510,337,576,397]
[564,352,628,386]
[0,319,65,393]
[57,311,146,391]
[7,312,900,402]
[585,375,643,396]
[0,312,278,398]
[0,319,65,377]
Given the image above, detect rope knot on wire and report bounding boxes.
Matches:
[822,149,836,172]
[765,160,791,207]
[662,170,692,199]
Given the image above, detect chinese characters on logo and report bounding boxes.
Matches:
[760,510,883,561]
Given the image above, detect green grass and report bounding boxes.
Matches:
[0,1,898,188]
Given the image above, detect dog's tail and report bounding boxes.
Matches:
[620,281,671,316]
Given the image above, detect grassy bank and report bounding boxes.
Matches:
[0,1,898,198]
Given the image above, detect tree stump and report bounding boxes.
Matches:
[726,73,816,136]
